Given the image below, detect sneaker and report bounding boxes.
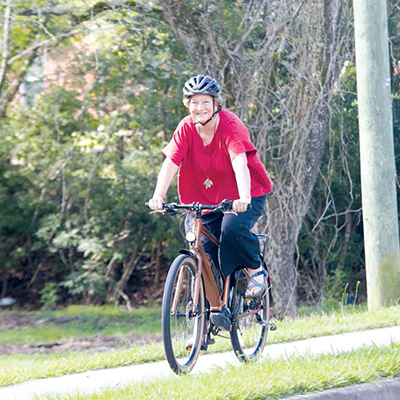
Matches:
[210,305,232,331]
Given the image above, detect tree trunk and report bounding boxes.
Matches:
[0,0,12,94]
[266,206,298,316]
[112,251,139,299]
[264,98,330,316]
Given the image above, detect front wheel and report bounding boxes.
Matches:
[229,269,270,363]
[162,254,205,374]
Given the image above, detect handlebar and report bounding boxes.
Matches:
[145,199,251,215]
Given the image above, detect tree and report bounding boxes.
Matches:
[159,0,351,316]
[0,0,187,306]
[5,0,354,313]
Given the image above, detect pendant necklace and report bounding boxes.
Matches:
[198,117,218,189]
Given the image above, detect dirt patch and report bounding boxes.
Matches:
[0,314,40,329]
[0,332,162,355]
[0,313,162,355]
[0,314,81,329]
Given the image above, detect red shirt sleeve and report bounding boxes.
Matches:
[225,115,256,158]
[162,119,190,166]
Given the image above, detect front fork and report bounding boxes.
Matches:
[170,252,206,318]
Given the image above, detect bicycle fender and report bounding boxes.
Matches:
[178,248,196,258]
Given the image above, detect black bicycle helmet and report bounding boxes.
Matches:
[183,75,220,98]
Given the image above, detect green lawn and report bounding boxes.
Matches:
[1,304,400,387]
[1,305,161,346]
[42,342,400,400]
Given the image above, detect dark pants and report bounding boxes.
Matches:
[185,195,267,277]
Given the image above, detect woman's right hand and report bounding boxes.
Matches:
[148,195,164,211]
[147,157,178,211]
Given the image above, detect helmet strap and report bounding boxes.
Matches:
[194,104,222,126]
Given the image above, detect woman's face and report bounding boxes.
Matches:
[189,95,215,125]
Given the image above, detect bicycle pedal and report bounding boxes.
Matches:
[255,314,277,330]
[243,298,259,308]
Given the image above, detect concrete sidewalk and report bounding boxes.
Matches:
[1,326,400,400]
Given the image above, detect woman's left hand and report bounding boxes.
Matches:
[232,198,251,213]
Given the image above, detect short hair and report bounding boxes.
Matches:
[182,94,224,109]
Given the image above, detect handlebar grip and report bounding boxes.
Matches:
[144,202,149,207]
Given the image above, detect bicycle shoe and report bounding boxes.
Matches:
[210,305,232,331]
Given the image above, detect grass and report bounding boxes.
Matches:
[1,304,400,387]
[0,344,166,387]
[41,342,400,400]
[272,304,400,343]
[0,305,161,346]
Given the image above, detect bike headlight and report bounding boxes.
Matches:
[185,231,196,243]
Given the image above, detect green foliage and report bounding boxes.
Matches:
[0,1,189,305]
[62,261,109,303]
[39,283,60,310]
[324,269,350,301]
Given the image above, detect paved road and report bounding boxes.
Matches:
[1,326,400,400]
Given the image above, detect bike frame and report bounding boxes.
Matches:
[171,211,225,315]
[170,204,269,319]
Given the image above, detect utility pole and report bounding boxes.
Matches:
[353,0,400,309]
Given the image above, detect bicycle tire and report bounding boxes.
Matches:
[162,254,205,374]
[229,268,270,363]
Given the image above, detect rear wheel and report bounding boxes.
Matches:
[162,254,205,374]
[230,269,270,363]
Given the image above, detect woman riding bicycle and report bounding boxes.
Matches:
[148,74,273,328]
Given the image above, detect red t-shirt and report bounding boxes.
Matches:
[162,109,273,204]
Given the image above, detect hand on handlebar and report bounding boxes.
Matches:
[232,198,251,213]
[147,196,164,211]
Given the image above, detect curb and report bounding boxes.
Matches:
[282,377,400,399]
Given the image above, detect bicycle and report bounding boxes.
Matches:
[145,199,276,374]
